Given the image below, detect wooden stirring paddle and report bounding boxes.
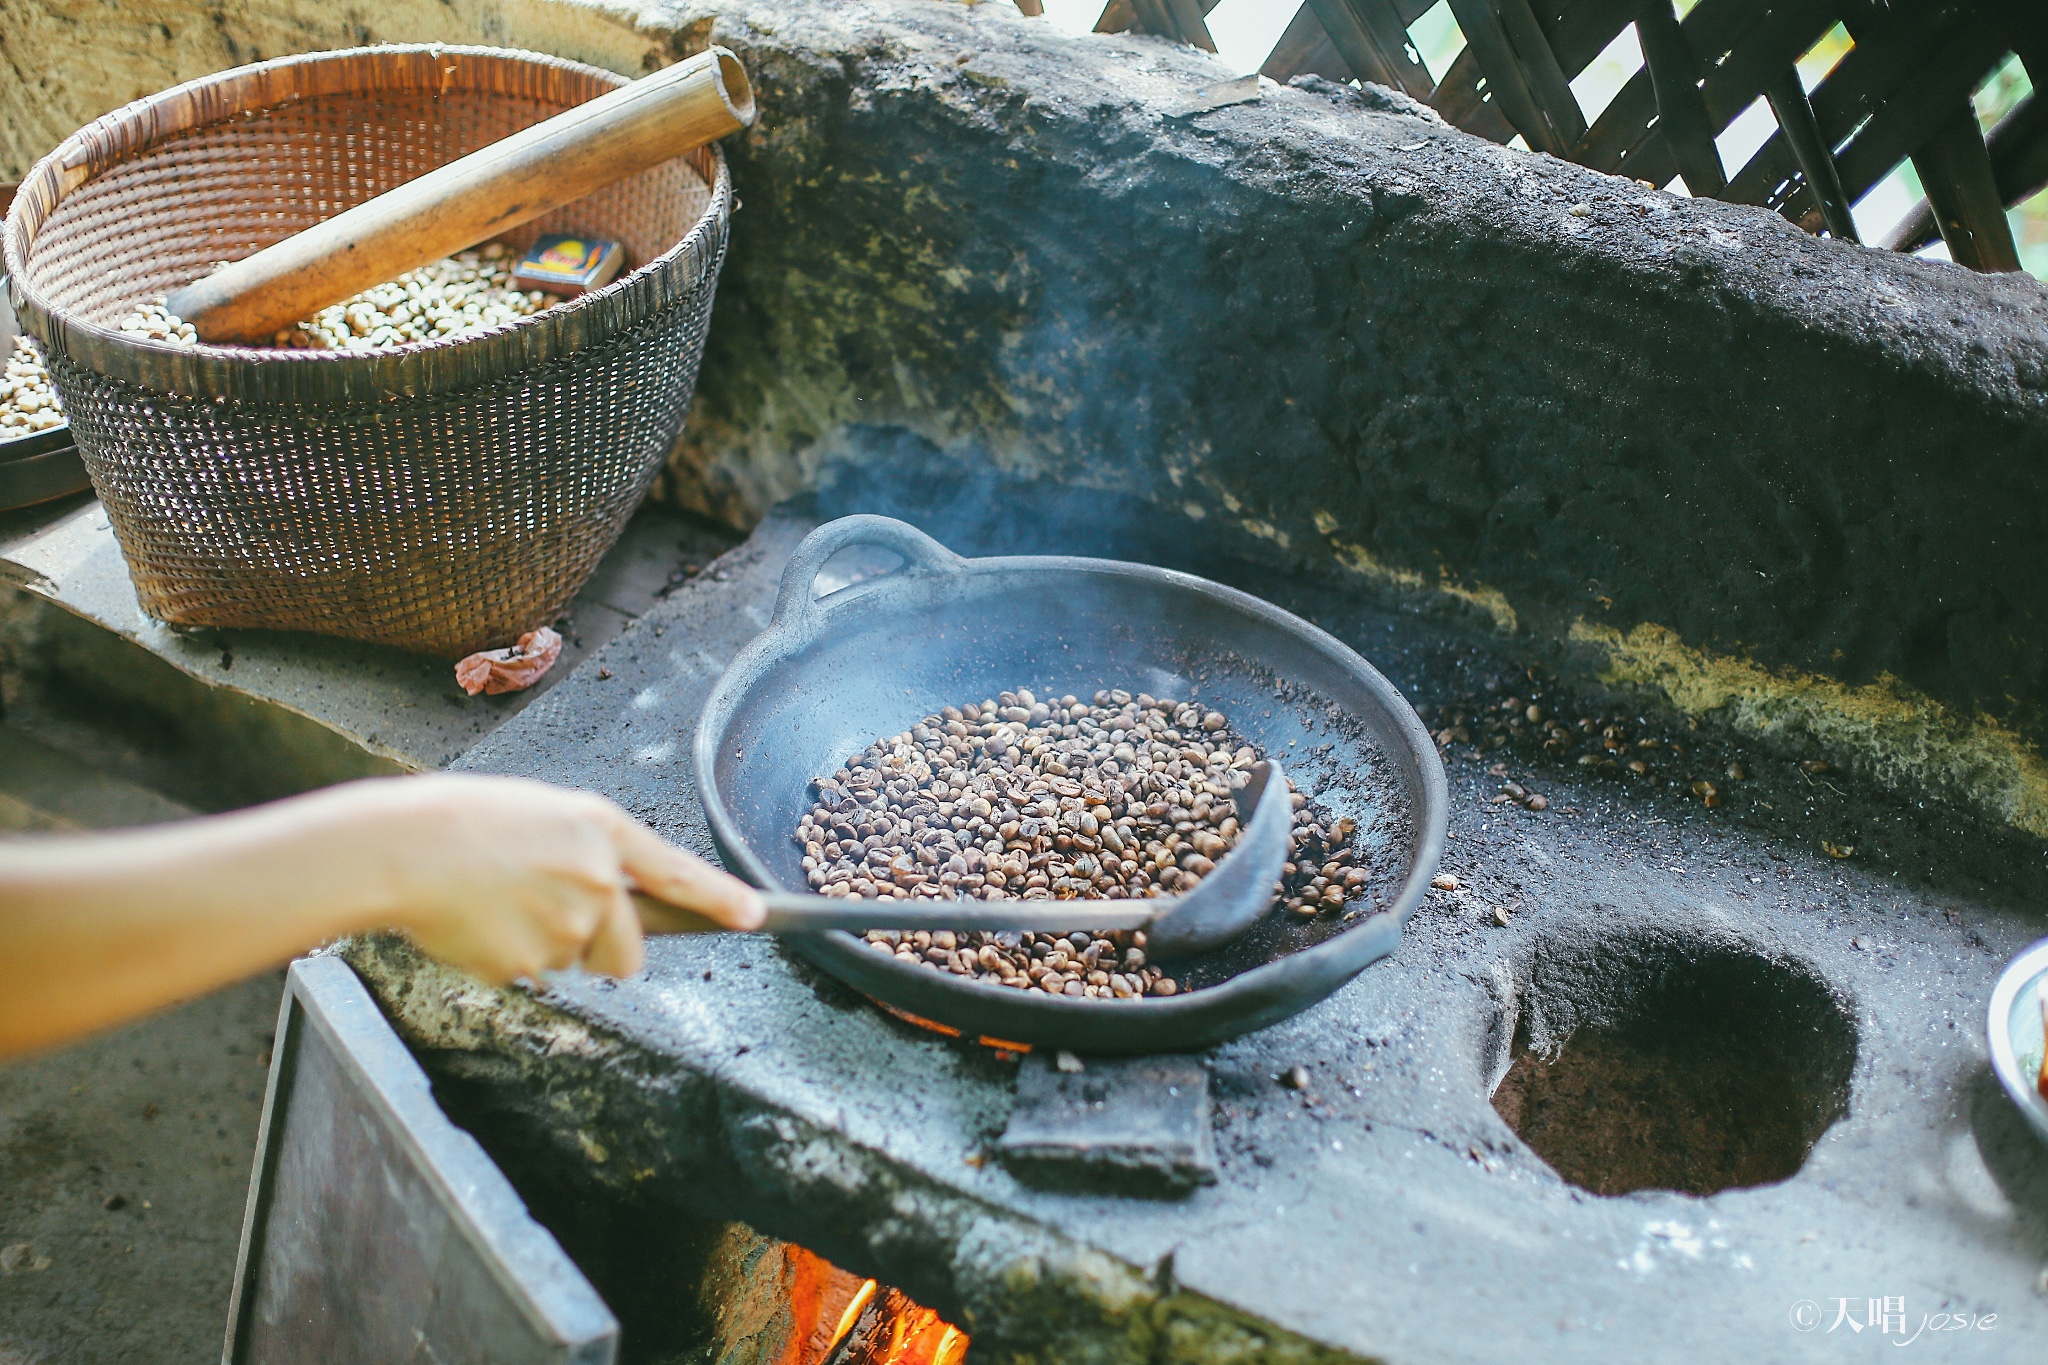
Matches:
[165,46,754,345]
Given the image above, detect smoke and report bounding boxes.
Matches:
[811,424,1214,569]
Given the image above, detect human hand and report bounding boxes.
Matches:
[325,774,762,983]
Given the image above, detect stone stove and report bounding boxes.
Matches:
[348,492,2048,1364]
[0,0,2042,1357]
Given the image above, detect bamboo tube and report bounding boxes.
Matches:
[167,47,754,344]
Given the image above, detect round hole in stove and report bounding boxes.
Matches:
[1487,927,1856,1197]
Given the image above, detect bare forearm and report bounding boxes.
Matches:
[0,790,401,1053]
[0,773,760,1058]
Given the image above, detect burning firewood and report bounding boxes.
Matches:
[826,1285,967,1365]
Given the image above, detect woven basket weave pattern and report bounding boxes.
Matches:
[4,47,730,657]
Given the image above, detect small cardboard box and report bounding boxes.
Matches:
[513,233,626,296]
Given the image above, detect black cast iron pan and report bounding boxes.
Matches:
[694,515,1448,1053]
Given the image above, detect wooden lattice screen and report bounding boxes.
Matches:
[1043,0,2044,273]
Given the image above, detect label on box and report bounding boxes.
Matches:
[513,233,626,295]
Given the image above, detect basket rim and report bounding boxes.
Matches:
[1,44,732,405]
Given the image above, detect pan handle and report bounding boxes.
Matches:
[770,514,967,629]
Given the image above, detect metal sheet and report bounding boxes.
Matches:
[224,955,617,1364]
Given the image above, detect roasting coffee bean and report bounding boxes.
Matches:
[802,688,1376,1001]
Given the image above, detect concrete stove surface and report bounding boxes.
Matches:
[350,499,2048,1365]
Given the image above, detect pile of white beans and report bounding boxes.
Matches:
[0,336,62,440]
[104,242,558,355]
[272,242,558,350]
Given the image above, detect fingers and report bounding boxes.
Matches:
[378,781,761,988]
[581,887,645,978]
[610,815,765,930]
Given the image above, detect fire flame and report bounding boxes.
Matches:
[788,1247,969,1365]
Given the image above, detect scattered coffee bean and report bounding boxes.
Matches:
[1424,678,1766,817]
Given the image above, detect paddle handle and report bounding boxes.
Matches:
[632,890,1156,936]
[166,47,754,344]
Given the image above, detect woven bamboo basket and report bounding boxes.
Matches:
[1,45,733,658]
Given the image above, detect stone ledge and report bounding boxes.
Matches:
[7,0,2048,834]
[345,502,2048,1365]
[662,0,2048,839]
[0,494,735,806]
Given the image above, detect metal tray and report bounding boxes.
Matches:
[0,268,89,512]
[225,955,617,1363]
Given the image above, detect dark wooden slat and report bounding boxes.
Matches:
[1107,0,1221,47]
[1910,99,2024,271]
[1879,0,2048,249]
[1887,93,2048,251]
[1433,20,1555,146]
[1721,2,1979,211]
[2015,8,2048,71]
[1611,0,1836,188]
[1095,0,1136,34]
[1990,92,2048,206]
[1429,0,1627,145]
[1426,45,1523,142]
[2013,15,2048,95]
[1694,0,1836,128]
[1576,0,1829,183]
[1541,0,1649,73]
[1261,0,1451,86]
[1636,0,1726,196]
[1015,0,1045,16]
[1165,0,1220,52]
[1306,0,1435,97]
[1762,68,1857,239]
[1262,4,1357,83]
[1430,0,1630,119]
[1429,43,1492,127]
[1129,0,1178,41]
[1446,0,1586,153]
[1491,0,1590,141]
[1829,15,2010,204]
[1572,0,1767,171]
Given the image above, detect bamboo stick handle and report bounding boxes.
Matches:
[166,47,755,344]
